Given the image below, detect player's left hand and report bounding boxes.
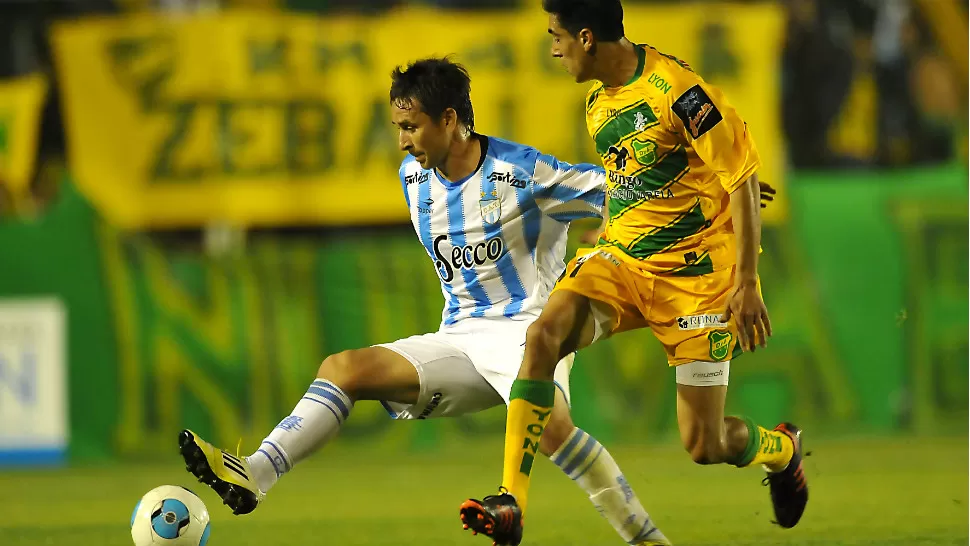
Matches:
[720,281,772,352]
[759,180,776,209]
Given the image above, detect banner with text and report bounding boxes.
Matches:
[0,298,68,466]
[51,6,786,229]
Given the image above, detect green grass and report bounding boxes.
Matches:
[1,437,967,545]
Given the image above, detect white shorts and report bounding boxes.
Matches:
[375,317,574,420]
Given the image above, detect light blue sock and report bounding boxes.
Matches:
[550,427,668,544]
[247,379,353,493]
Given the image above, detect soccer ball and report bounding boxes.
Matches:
[130,485,211,545]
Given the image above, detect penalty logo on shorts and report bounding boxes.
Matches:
[708,330,732,361]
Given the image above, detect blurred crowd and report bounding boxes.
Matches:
[0,0,966,216]
[783,0,965,168]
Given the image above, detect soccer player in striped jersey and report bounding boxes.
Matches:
[177,57,670,545]
[461,1,809,544]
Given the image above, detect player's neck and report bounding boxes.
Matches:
[593,38,639,88]
[437,132,483,183]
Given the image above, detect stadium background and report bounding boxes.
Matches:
[0,0,967,545]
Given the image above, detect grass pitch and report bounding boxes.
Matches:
[1,437,966,545]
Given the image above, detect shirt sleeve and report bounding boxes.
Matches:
[532,153,607,223]
[665,77,761,194]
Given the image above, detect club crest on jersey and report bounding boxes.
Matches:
[631,139,657,167]
[480,198,501,225]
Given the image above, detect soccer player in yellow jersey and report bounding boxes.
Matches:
[459,1,808,544]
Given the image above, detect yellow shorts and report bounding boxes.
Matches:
[554,247,750,366]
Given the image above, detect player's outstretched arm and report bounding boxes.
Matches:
[532,154,606,222]
[663,76,770,352]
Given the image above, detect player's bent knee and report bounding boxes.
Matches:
[524,319,571,374]
[317,350,366,395]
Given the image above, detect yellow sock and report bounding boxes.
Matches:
[501,379,555,516]
[734,417,794,472]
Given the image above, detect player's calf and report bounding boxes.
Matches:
[536,399,574,458]
[679,416,747,465]
[243,347,416,495]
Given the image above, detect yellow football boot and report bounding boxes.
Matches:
[178,429,263,515]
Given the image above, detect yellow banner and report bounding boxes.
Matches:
[0,73,48,205]
[52,6,785,228]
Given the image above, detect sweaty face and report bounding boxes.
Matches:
[548,14,595,83]
[391,99,449,170]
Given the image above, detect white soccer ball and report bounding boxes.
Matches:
[130,485,211,546]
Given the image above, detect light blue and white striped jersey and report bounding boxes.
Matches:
[399,135,606,327]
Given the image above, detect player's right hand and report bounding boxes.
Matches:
[720,280,772,352]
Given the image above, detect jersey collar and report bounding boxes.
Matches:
[625,44,646,86]
[435,134,489,187]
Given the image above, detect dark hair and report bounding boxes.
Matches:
[389,57,475,131]
[542,0,625,42]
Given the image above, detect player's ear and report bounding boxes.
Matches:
[579,29,594,53]
[442,108,458,129]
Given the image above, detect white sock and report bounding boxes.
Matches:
[246,379,353,494]
[550,427,667,544]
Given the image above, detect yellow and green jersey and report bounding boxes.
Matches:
[586,43,761,275]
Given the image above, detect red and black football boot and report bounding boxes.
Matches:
[459,489,523,546]
[764,422,809,528]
